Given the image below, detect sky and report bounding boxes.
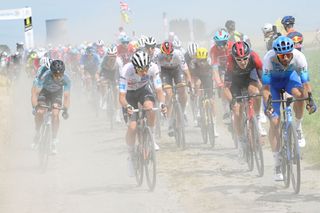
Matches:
[1,0,320,49]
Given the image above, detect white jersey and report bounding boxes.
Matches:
[263,49,307,74]
[119,62,162,93]
[156,50,188,71]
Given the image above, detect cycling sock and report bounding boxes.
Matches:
[296,118,302,130]
[273,151,280,167]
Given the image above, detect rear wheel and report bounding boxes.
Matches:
[106,88,115,129]
[144,127,157,191]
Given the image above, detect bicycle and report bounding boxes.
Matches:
[267,90,312,194]
[132,107,159,191]
[99,80,116,129]
[36,105,62,172]
[169,85,186,149]
[234,90,264,176]
[198,88,216,147]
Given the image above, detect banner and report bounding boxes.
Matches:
[0,7,34,49]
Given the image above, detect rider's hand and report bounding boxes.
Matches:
[126,104,134,115]
[62,107,69,120]
[265,105,274,117]
[217,81,224,88]
[306,96,317,114]
[229,98,236,110]
[159,102,167,115]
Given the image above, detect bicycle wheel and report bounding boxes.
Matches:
[230,111,238,149]
[199,102,208,144]
[175,101,186,149]
[250,117,264,177]
[106,89,115,129]
[38,124,51,172]
[144,127,157,191]
[244,119,254,171]
[280,123,290,188]
[207,103,215,148]
[134,133,144,186]
[288,124,301,194]
[155,109,162,139]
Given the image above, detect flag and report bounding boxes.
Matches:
[120,1,129,11]
[120,1,131,24]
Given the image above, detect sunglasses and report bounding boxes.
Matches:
[136,67,149,73]
[145,45,155,49]
[277,53,293,60]
[216,41,227,47]
[235,56,249,62]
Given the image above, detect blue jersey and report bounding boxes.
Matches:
[80,53,100,73]
[36,70,71,93]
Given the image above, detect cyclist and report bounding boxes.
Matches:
[156,41,191,136]
[144,36,160,63]
[209,29,233,121]
[80,46,100,91]
[184,42,199,125]
[31,60,71,154]
[224,41,266,158]
[189,47,219,136]
[117,35,132,64]
[119,51,167,176]
[281,16,303,51]
[262,23,282,51]
[262,36,317,180]
[96,45,123,122]
[225,20,251,47]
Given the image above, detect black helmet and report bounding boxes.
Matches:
[225,20,235,31]
[281,16,295,26]
[50,60,65,74]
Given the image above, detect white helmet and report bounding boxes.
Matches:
[40,56,53,69]
[173,38,182,49]
[131,51,150,70]
[97,39,105,46]
[262,23,273,34]
[187,42,198,56]
[145,36,157,47]
[106,45,117,56]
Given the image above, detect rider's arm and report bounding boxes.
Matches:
[63,75,71,109]
[119,66,128,107]
[31,87,41,108]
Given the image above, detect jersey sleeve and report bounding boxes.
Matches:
[63,75,71,92]
[119,65,128,93]
[150,63,162,89]
[262,50,274,85]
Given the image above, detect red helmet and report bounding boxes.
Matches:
[160,41,174,55]
[231,41,250,58]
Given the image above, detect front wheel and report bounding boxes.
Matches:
[251,117,264,176]
[207,103,215,148]
[144,127,156,191]
[288,124,301,194]
[280,123,290,188]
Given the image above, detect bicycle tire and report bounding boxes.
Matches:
[244,118,254,171]
[288,124,301,194]
[199,102,208,144]
[38,124,51,172]
[251,117,264,176]
[207,103,215,148]
[134,142,144,186]
[106,88,115,129]
[144,127,157,191]
[176,101,186,149]
[280,123,290,188]
[230,111,238,149]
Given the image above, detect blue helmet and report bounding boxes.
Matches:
[119,35,130,44]
[213,30,229,42]
[272,36,294,54]
[281,16,295,26]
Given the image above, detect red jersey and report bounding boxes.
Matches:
[209,41,233,70]
[225,51,262,85]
